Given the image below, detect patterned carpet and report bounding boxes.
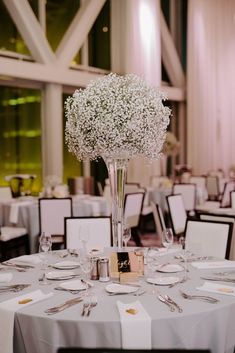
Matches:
[128,231,162,248]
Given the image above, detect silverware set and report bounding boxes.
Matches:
[81,296,98,317]
[0,284,31,293]
[200,276,235,283]
[179,290,219,303]
[0,261,34,272]
[45,296,83,315]
[107,289,146,296]
[157,293,183,313]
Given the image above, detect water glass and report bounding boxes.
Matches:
[123,226,131,248]
[161,228,174,251]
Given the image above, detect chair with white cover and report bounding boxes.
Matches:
[124,183,141,194]
[231,191,235,209]
[206,175,221,201]
[220,180,235,208]
[124,192,144,246]
[198,212,235,260]
[151,202,166,239]
[185,219,233,259]
[0,186,13,201]
[166,194,187,237]
[39,198,73,249]
[0,226,29,261]
[65,216,111,250]
[172,183,196,213]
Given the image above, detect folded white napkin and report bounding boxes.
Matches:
[0,273,13,283]
[191,261,235,270]
[9,201,34,224]
[11,254,42,265]
[0,290,53,353]
[116,300,151,349]
[197,281,235,297]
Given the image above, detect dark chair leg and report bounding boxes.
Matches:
[131,227,143,247]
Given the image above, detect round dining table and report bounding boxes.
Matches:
[1,248,235,353]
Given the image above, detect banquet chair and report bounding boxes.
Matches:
[231,191,235,208]
[124,192,144,246]
[172,183,196,213]
[150,175,171,188]
[151,201,166,239]
[189,175,207,190]
[166,194,187,237]
[0,226,29,261]
[206,175,221,201]
[198,212,235,260]
[39,198,73,249]
[220,180,235,208]
[184,219,233,259]
[65,216,111,249]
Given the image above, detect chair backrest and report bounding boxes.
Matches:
[189,176,206,189]
[151,201,166,238]
[172,183,196,211]
[124,183,141,194]
[39,198,72,236]
[150,175,170,188]
[0,186,13,200]
[185,219,233,259]
[199,212,235,260]
[220,180,235,208]
[124,192,144,228]
[231,191,235,209]
[65,216,111,249]
[166,194,187,236]
[206,175,220,200]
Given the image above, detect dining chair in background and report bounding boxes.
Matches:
[184,219,233,259]
[206,175,221,201]
[124,192,144,246]
[151,201,166,240]
[198,212,235,260]
[65,216,111,249]
[231,190,235,209]
[172,183,196,214]
[220,180,235,208]
[0,226,29,261]
[39,197,73,249]
[166,194,187,237]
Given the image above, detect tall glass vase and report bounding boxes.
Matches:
[104,157,129,250]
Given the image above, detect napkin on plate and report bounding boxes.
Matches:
[10,254,42,265]
[0,273,13,283]
[116,300,151,349]
[191,261,235,270]
[0,290,53,353]
[197,281,235,297]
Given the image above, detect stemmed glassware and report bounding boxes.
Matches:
[79,254,93,295]
[123,225,131,249]
[79,225,90,253]
[38,232,52,285]
[179,236,189,280]
[161,228,174,252]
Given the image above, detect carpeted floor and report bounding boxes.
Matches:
[128,230,162,248]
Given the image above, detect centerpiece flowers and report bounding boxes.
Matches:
[65,73,171,249]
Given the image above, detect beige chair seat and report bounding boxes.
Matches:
[0,226,27,241]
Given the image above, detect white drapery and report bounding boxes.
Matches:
[111,0,162,187]
[187,0,235,175]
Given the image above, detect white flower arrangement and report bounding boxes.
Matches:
[161,131,180,156]
[65,73,171,161]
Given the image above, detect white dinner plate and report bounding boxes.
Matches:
[59,279,87,291]
[147,276,179,286]
[156,263,184,273]
[105,283,139,294]
[46,271,76,280]
[51,261,80,270]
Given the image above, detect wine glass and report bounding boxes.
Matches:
[38,232,52,284]
[179,236,189,280]
[161,228,174,252]
[79,225,90,253]
[123,226,131,249]
[79,255,93,295]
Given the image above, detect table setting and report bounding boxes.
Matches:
[0,245,235,353]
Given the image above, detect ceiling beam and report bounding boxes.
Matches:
[56,0,107,67]
[2,0,55,64]
[160,10,185,87]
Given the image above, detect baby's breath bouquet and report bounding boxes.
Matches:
[65,73,171,248]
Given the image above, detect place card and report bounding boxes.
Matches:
[110,251,144,278]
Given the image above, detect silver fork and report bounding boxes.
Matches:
[86,296,98,316]
[179,290,219,304]
[157,294,175,312]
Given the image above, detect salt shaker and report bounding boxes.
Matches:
[98,257,110,282]
[90,257,99,280]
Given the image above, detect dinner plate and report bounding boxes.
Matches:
[51,261,80,270]
[147,276,179,286]
[156,263,184,273]
[46,271,76,280]
[59,279,87,291]
[105,283,139,294]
